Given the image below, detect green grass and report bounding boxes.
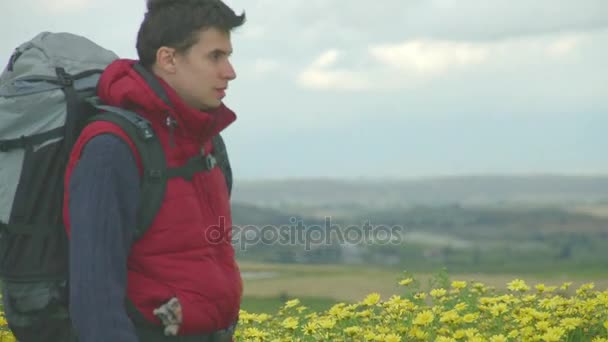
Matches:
[239,262,608,304]
[241,295,338,314]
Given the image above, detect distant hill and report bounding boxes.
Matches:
[230,194,608,272]
[231,175,608,208]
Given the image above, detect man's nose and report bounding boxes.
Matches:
[223,60,236,80]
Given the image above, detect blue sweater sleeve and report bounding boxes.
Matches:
[68,134,140,342]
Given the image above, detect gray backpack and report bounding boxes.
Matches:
[0,32,232,341]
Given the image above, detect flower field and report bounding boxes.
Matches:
[1,271,607,341]
[235,271,608,341]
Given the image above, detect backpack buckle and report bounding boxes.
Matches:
[55,68,73,87]
[148,169,163,181]
[205,155,217,170]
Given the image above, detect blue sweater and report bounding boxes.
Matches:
[68,134,140,341]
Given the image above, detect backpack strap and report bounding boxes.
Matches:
[212,135,232,196]
[0,127,64,152]
[87,105,167,239]
[87,102,233,238]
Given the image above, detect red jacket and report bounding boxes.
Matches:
[63,59,242,334]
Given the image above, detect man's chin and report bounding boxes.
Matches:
[200,101,222,112]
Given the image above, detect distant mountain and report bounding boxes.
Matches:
[231,175,608,208]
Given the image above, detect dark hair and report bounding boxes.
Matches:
[137,0,246,68]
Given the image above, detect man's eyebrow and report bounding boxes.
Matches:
[209,48,233,56]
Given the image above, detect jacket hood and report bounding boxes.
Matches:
[96,59,236,142]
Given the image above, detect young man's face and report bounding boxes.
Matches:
[170,27,236,111]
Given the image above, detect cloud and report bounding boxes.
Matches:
[298,68,370,91]
[295,29,602,92]
[369,40,488,74]
[369,32,587,76]
[311,49,340,69]
[546,35,585,57]
[297,49,370,91]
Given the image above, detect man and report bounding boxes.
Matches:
[64,0,245,340]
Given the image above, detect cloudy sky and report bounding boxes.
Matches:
[1,0,607,180]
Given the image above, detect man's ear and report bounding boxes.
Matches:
[155,46,177,74]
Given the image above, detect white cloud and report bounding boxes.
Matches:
[297,49,370,91]
[295,29,602,92]
[546,35,585,57]
[369,40,488,74]
[373,31,595,77]
[298,68,370,91]
[312,49,340,68]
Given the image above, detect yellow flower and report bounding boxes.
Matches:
[545,286,557,293]
[454,302,468,311]
[507,279,530,292]
[436,336,457,342]
[252,313,272,323]
[280,317,298,330]
[317,317,337,329]
[414,292,427,300]
[541,327,565,342]
[413,310,434,326]
[490,303,508,317]
[522,294,537,302]
[344,326,363,336]
[437,327,450,335]
[303,322,317,335]
[243,327,269,339]
[238,311,254,324]
[535,320,550,331]
[395,325,408,334]
[451,281,467,289]
[408,327,428,340]
[328,304,350,319]
[305,312,318,320]
[576,283,595,296]
[384,333,401,342]
[560,317,582,331]
[440,310,460,324]
[453,330,466,339]
[473,282,486,290]
[531,310,551,321]
[430,288,447,298]
[356,309,372,318]
[592,338,608,342]
[364,331,378,341]
[283,298,300,308]
[462,313,479,323]
[535,283,546,292]
[463,328,479,338]
[560,282,572,290]
[363,293,381,306]
[603,320,608,331]
[377,326,391,335]
[399,278,414,286]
